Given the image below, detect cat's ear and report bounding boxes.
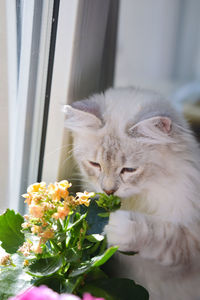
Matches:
[127,116,173,144]
[64,100,102,132]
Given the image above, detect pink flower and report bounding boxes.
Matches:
[8,286,80,300]
[82,293,104,300]
[8,286,105,300]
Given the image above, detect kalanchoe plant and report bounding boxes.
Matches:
[0,181,149,300]
[95,193,121,218]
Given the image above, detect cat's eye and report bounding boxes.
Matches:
[120,167,137,174]
[89,161,101,169]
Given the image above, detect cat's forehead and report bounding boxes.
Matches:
[98,133,125,165]
[96,129,135,162]
[101,132,120,148]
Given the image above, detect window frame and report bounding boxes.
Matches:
[9,0,55,213]
[41,0,119,188]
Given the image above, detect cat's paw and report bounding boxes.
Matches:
[104,210,135,251]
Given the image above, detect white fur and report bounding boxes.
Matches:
[65,87,200,300]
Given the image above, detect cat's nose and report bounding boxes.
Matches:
[103,189,116,195]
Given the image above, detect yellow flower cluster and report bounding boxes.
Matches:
[75,191,95,207]
[20,180,94,255]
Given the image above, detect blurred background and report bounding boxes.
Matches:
[115,0,200,141]
[1,0,200,213]
[116,0,200,91]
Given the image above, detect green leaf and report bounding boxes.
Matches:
[64,247,81,263]
[65,276,84,294]
[0,209,25,253]
[86,234,104,243]
[35,275,84,294]
[80,278,149,300]
[34,274,69,293]
[80,285,114,300]
[97,212,110,218]
[67,213,87,231]
[91,246,118,267]
[69,246,118,277]
[86,200,108,235]
[64,278,78,293]
[27,255,63,277]
[0,254,32,299]
[84,267,108,281]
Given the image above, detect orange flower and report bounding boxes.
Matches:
[41,229,54,239]
[48,183,60,201]
[22,182,46,205]
[25,194,42,206]
[52,203,70,220]
[18,242,32,257]
[31,225,42,234]
[27,182,46,194]
[0,254,11,266]
[57,180,72,199]
[42,202,55,211]
[22,193,32,205]
[29,204,44,218]
[24,215,29,220]
[48,180,72,201]
[76,191,94,207]
[65,195,76,207]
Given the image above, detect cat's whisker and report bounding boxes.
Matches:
[62,150,82,165]
[45,143,82,158]
[45,143,74,157]
[59,158,81,174]
[70,178,89,183]
[70,173,81,177]
[61,154,74,165]
[71,184,85,188]
[61,151,85,167]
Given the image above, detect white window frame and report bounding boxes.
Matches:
[10,0,54,212]
[0,0,17,213]
[42,0,119,186]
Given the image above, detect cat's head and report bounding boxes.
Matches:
[64,87,190,198]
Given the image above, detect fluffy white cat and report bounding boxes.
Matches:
[64,87,200,300]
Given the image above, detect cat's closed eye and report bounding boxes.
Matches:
[89,161,101,169]
[89,161,137,174]
[120,167,137,174]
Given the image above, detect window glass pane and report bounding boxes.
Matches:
[0,0,54,213]
[114,0,200,139]
[115,0,200,92]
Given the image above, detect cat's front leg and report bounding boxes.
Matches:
[104,210,144,252]
[105,210,200,268]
